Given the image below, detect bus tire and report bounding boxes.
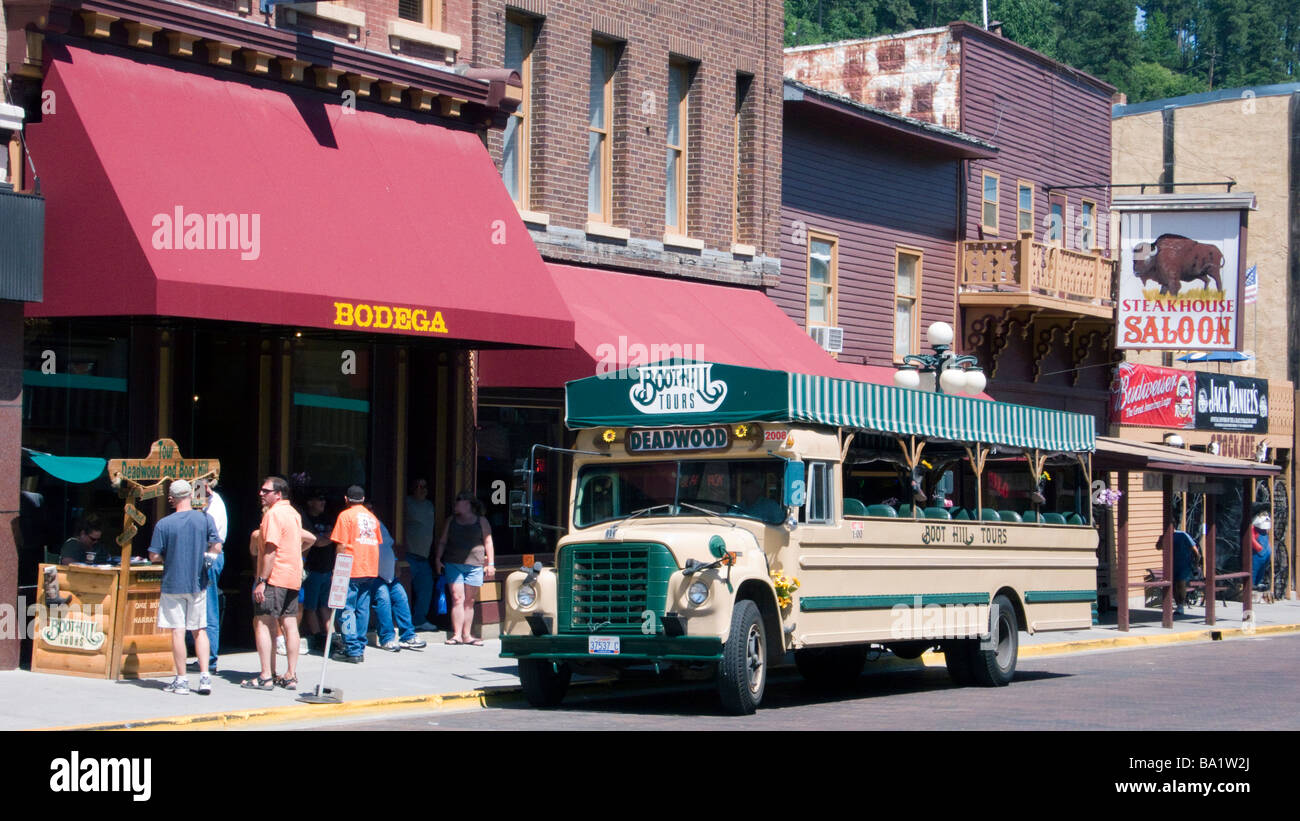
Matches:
[518,659,571,708]
[717,599,766,715]
[969,593,1019,687]
[942,641,977,686]
[795,645,868,688]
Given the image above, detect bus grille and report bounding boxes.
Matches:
[557,543,676,634]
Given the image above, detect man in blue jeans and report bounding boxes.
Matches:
[188,479,228,673]
[372,517,426,652]
[403,478,437,630]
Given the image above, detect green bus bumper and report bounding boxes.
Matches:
[501,634,724,662]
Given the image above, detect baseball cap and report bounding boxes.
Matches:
[169,479,192,498]
[345,485,366,502]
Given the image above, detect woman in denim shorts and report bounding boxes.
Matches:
[434,491,495,646]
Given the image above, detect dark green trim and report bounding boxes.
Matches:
[799,592,990,612]
[292,392,371,413]
[1024,589,1097,604]
[23,371,127,392]
[501,634,723,661]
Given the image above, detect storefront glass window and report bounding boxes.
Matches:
[292,342,371,494]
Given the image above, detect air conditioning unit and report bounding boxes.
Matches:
[809,325,844,353]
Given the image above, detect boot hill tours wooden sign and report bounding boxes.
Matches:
[32,439,221,680]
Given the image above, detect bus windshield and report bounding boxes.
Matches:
[575,458,788,528]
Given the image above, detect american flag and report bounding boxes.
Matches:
[1244,264,1257,304]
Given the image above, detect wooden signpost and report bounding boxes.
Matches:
[32,439,221,680]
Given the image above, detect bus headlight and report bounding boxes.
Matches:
[687,581,709,606]
[516,582,537,608]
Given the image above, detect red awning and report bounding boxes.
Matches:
[479,263,902,388]
[26,41,573,349]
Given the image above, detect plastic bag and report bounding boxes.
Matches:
[435,574,448,616]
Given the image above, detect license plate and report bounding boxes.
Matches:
[588,636,620,655]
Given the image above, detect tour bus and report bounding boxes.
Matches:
[501,360,1098,714]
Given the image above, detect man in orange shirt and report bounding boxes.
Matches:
[242,475,305,690]
[330,485,381,663]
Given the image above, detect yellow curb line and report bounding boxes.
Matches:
[34,688,506,732]
[31,624,1300,729]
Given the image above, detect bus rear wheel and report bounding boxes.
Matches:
[717,600,766,715]
[969,594,1019,687]
[518,659,572,708]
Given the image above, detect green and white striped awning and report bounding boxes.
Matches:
[566,361,1095,453]
[788,373,1094,452]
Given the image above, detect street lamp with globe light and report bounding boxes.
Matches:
[893,321,987,395]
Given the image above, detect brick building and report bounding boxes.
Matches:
[1,0,574,666]
[471,1,862,561]
[785,23,1120,421]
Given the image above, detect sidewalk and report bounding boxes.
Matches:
[7,597,1299,731]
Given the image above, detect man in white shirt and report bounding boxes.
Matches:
[191,478,228,672]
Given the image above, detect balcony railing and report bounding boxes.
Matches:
[960,233,1115,318]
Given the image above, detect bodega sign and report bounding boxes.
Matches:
[628,426,729,453]
[1116,209,1246,350]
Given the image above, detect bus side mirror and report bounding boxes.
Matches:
[783,461,806,508]
[509,489,527,528]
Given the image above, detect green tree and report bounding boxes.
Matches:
[1054,0,1140,88]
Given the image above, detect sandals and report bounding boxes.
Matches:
[466,639,484,646]
[445,638,463,645]
[240,676,274,690]
[274,674,298,691]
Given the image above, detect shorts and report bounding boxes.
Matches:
[443,562,484,587]
[158,591,207,630]
[302,570,331,610]
[254,583,300,618]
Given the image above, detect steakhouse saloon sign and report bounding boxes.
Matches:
[1116,209,1246,351]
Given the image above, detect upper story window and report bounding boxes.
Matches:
[1047,194,1066,245]
[665,60,691,233]
[733,74,753,246]
[1080,199,1097,250]
[807,231,837,329]
[398,0,438,26]
[1017,182,1034,234]
[588,40,616,224]
[895,248,922,362]
[981,171,999,234]
[503,15,535,208]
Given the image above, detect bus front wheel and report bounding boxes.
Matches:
[518,659,572,708]
[717,599,766,715]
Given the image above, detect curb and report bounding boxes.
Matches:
[35,623,1300,730]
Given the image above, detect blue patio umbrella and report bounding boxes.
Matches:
[23,448,106,484]
[1174,351,1253,363]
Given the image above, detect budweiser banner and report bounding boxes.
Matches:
[1110,363,1195,428]
[1117,210,1243,350]
[1194,372,1268,433]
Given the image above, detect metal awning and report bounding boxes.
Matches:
[1094,436,1279,476]
[566,361,1096,453]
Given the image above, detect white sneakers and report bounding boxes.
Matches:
[164,678,190,695]
[197,676,212,695]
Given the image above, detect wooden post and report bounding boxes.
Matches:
[1241,478,1254,619]
[1205,492,1217,626]
[1118,470,1130,632]
[1161,474,1174,628]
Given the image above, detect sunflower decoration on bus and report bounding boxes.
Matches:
[771,570,800,610]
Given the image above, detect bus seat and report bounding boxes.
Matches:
[866,504,898,517]
[1042,513,1067,524]
[898,504,916,517]
[980,508,1001,521]
[998,510,1022,523]
[952,508,971,520]
[1021,511,1040,523]
[1065,513,1085,525]
[843,498,869,517]
[923,507,952,519]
